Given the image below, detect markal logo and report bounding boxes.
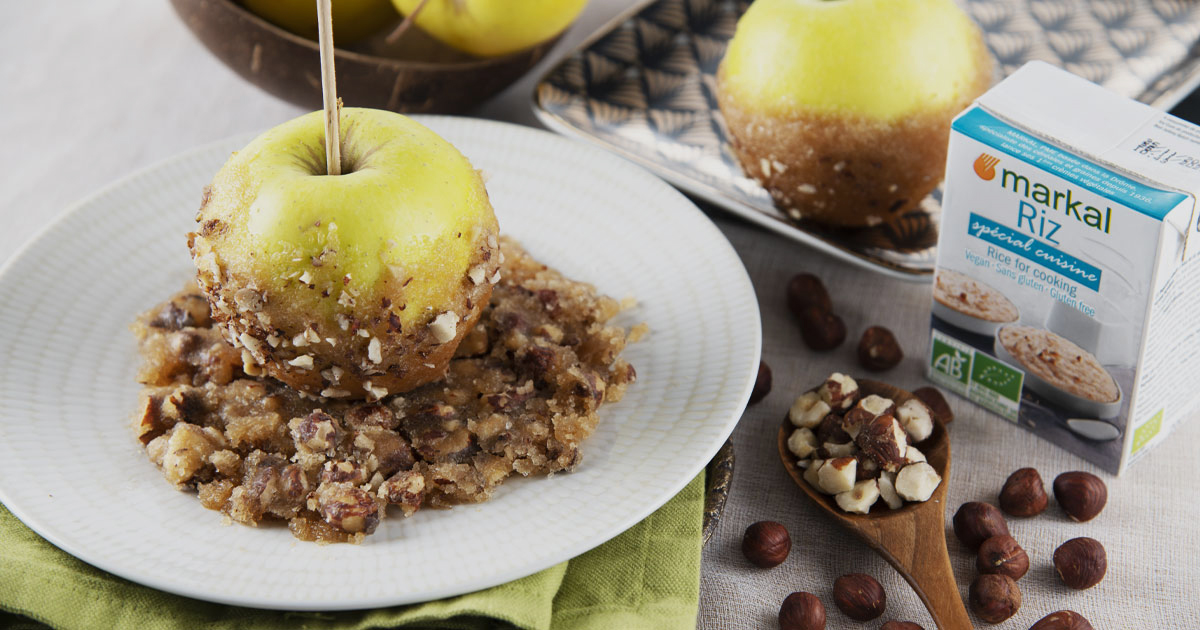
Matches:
[974,153,999,181]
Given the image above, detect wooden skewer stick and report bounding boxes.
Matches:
[316,0,341,176]
[385,0,433,44]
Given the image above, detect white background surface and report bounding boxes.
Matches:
[2,1,1198,628]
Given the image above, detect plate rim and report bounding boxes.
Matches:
[0,115,762,610]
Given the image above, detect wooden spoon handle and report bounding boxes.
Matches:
[860,504,972,630]
[900,524,972,630]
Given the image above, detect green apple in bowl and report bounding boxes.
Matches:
[242,0,399,45]
[717,0,993,227]
[390,0,588,57]
[191,107,500,399]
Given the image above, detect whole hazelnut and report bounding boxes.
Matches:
[749,361,773,405]
[953,502,1010,550]
[880,623,924,630]
[741,521,791,568]
[976,534,1029,580]
[832,573,886,621]
[1029,610,1095,630]
[912,386,953,424]
[779,591,826,630]
[857,326,904,371]
[786,273,833,316]
[797,305,846,351]
[968,573,1021,624]
[999,467,1049,517]
[1053,471,1107,522]
[1053,537,1107,589]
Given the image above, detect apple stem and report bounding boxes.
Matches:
[316,0,341,176]
[384,0,433,44]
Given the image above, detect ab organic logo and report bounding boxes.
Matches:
[931,336,971,387]
[974,153,999,181]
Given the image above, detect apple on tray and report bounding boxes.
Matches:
[190,107,500,400]
[717,0,993,228]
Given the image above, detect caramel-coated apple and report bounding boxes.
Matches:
[717,0,992,227]
[191,107,499,400]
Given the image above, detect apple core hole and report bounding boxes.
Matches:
[308,156,360,177]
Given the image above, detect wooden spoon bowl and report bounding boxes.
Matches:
[778,380,970,630]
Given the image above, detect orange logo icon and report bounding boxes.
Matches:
[974,153,999,181]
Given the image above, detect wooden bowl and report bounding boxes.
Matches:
[170,0,563,114]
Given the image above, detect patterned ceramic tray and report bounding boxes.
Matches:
[534,0,1200,281]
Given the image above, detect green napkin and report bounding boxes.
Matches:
[0,474,703,630]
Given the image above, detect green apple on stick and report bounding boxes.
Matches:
[191,108,499,398]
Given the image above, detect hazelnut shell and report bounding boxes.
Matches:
[976,534,1029,580]
[741,520,791,568]
[968,573,1022,624]
[880,623,924,630]
[999,467,1049,517]
[1029,610,1095,630]
[832,573,886,621]
[749,361,772,405]
[797,306,846,351]
[786,273,833,316]
[779,591,826,630]
[816,413,852,445]
[1053,471,1107,522]
[855,414,907,472]
[912,386,953,424]
[953,502,1010,550]
[1053,537,1107,590]
[857,326,904,371]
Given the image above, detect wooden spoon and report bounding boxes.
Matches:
[777,380,970,630]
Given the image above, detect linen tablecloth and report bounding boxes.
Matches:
[2,1,1198,627]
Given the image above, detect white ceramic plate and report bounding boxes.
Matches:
[0,117,760,610]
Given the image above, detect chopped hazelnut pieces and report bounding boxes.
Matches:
[367,337,383,364]
[818,456,857,494]
[233,287,264,312]
[788,372,943,513]
[895,462,941,502]
[363,380,388,402]
[131,239,641,542]
[896,398,934,442]
[788,391,831,429]
[836,479,880,514]
[429,312,460,344]
[787,428,818,459]
[818,372,859,411]
[287,355,314,370]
